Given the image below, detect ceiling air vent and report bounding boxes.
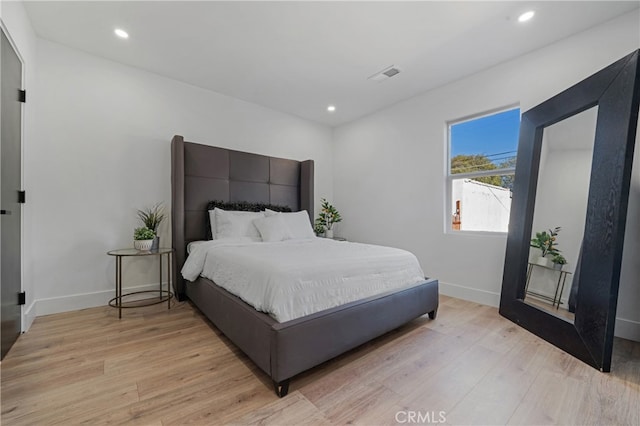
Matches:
[368,65,401,82]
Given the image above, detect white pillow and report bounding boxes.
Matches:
[214,208,264,240]
[208,209,218,239]
[265,209,315,240]
[208,208,231,239]
[187,240,207,254]
[253,214,294,242]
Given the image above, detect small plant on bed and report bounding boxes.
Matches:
[133,227,155,251]
[137,202,165,250]
[316,198,342,238]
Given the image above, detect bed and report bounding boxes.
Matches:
[171,135,439,397]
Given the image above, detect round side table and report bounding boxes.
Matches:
[107,248,174,318]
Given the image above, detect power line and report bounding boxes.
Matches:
[484,150,517,158]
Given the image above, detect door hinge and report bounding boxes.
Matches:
[18,292,26,305]
[18,191,25,204]
[18,90,26,103]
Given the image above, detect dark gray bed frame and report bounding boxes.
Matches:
[171,135,439,397]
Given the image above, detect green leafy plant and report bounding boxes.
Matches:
[530,226,561,258]
[134,227,155,240]
[552,254,567,265]
[137,202,165,233]
[316,198,342,230]
[313,219,326,236]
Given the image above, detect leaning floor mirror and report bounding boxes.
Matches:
[500,50,640,372]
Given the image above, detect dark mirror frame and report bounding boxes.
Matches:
[500,50,640,372]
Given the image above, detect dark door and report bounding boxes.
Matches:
[1,29,23,359]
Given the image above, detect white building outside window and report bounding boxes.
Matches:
[447,107,520,233]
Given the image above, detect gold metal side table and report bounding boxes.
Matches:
[524,262,573,309]
[107,248,174,318]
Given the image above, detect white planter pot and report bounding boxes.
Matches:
[325,229,334,239]
[134,239,154,251]
[536,256,552,268]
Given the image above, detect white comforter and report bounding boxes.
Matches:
[181,238,426,322]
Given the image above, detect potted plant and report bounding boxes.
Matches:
[137,202,165,250]
[313,219,326,237]
[134,227,155,251]
[552,254,567,270]
[316,198,342,239]
[530,226,561,267]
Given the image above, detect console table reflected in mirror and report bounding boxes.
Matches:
[524,262,572,309]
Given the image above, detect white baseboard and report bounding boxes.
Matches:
[34,282,170,317]
[438,281,501,308]
[439,281,640,342]
[615,317,640,341]
[22,300,37,332]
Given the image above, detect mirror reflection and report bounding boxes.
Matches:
[524,106,598,322]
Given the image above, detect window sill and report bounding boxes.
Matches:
[446,229,508,238]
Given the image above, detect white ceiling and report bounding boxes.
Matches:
[23,1,639,127]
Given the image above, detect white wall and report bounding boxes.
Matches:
[619,119,640,341]
[30,38,333,317]
[1,0,38,330]
[333,11,640,340]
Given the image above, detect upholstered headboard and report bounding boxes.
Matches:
[171,135,314,298]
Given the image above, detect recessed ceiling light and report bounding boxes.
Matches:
[114,28,129,39]
[518,11,535,23]
[327,105,336,113]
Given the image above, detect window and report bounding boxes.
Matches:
[447,107,520,233]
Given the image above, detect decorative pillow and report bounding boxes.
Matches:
[265,209,315,240]
[214,208,264,240]
[206,200,292,239]
[253,214,294,242]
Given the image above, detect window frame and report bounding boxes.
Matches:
[445,105,520,235]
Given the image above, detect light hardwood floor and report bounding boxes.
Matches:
[1,295,638,425]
